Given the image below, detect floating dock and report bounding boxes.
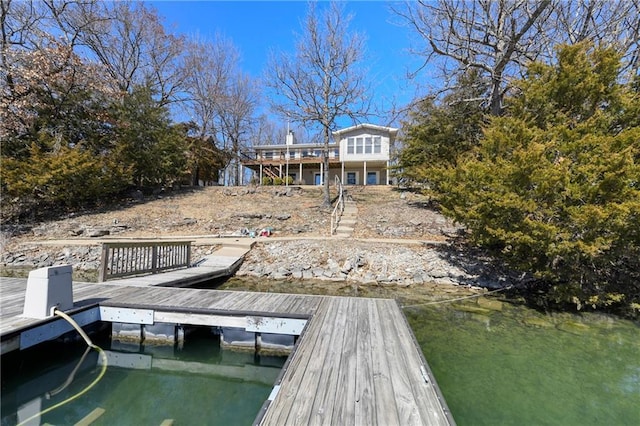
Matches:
[0,269,454,425]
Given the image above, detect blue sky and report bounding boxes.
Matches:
[149,1,424,127]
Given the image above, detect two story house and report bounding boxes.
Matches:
[241,123,398,185]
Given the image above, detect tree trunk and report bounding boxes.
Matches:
[322,126,331,207]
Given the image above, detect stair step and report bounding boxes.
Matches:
[336,227,354,233]
[333,197,357,237]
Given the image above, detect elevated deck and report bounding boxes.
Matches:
[0,273,454,425]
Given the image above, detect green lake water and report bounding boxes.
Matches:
[405,301,640,426]
[1,329,285,426]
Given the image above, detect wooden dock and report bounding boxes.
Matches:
[0,274,454,425]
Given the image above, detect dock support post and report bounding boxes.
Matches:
[255,332,262,352]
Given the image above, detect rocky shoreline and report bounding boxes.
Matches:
[0,238,515,290]
[237,239,515,289]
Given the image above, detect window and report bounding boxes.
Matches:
[347,138,355,154]
[365,137,373,154]
[333,148,340,158]
[313,149,322,157]
[264,151,273,159]
[356,137,364,154]
[347,172,357,185]
[373,137,382,154]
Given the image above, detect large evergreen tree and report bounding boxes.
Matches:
[433,44,640,314]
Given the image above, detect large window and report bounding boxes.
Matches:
[346,135,383,155]
[365,137,373,154]
[373,136,382,154]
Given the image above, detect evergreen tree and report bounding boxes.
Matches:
[434,43,640,314]
[111,85,188,188]
[398,70,487,184]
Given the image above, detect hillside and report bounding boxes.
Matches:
[1,185,514,292]
[2,186,454,243]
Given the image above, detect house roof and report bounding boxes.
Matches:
[332,123,399,137]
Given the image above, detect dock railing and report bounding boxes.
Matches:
[98,241,192,282]
[330,175,345,235]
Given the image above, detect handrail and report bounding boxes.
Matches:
[330,175,345,235]
[98,240,192,282]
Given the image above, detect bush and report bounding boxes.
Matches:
[1,143,131,218]
[262,177,273,185]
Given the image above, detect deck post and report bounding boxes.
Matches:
[98,244,109,282]
[363,161,368,186]
[151,245,158,274]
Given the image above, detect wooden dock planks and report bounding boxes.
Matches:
[0,275,453,426]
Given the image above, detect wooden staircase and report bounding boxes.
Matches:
[263,166,279,179]
[334,197,357,238]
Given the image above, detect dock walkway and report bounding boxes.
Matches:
[0,274,454,425]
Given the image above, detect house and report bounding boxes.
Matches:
[240,123,398,185]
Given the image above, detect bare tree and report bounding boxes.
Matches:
[542,0,640,79]
[181,34,239,140]
[394,0,640,115]
[181,34,258,186]
[216,73,258,185]
[252,115,285,147]
[394,0,552,116]
[76,1,184,103]
[266,2,371,207]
